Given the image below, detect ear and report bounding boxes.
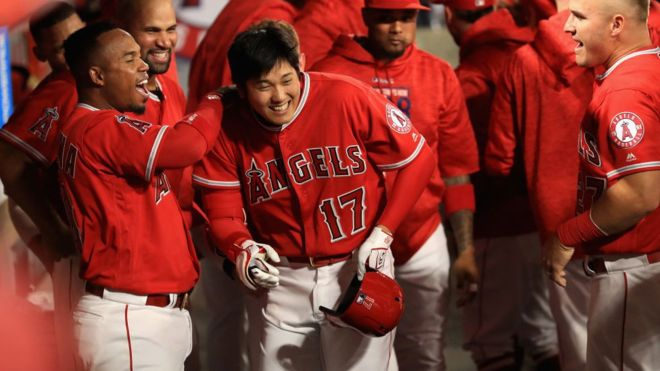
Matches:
[33,45,47,62]
[298,52,306,72]
[611,14,624,37]
[89,66,104,86]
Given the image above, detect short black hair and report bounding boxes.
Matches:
[227,20,300,87]
[29,2,78,43]
[64,21,119,84]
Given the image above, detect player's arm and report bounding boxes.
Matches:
[156,92,225,169]
[0,140,73,272]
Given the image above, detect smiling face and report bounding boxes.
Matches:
[564,0,614,67]
[96,29,150,113]
[124,0,177,76]
[363,8,418,61]
[244,59,301,126]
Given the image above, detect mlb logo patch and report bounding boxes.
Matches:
[386,104,411,134]
[609,112,644,149]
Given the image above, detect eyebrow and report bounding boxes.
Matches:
[256,72,294,84]
[571,9,587,18]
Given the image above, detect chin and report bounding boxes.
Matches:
[128,104,146,115]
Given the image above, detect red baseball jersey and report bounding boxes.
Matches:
[576,47,660,255]
[485,10,594,242]
[312,39,478,262]
[130,75,197,227]
[454,9,536,238]
[186,0,297,112]
[58,104,199,294]
[194,72,429,260]
[0,71,77,166]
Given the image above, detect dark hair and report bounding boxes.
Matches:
[227,20,300,87]
[64,21,119,83]
[29,2,78,42]
[453,6,494,24]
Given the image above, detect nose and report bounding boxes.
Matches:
[155,31,174,49]
[139,59,149,72]
[564,14,576,34]
[390,21,402,34]
[271,86,286,102]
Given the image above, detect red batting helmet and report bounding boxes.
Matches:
[319,271,404,337]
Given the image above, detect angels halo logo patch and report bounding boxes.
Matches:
[386,104,411,134]
[609,112,644,149]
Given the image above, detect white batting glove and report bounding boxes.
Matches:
[235,240,281,291]
[357,227,395,280]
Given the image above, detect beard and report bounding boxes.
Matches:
[145,49,172,75]
[128,103,146,115]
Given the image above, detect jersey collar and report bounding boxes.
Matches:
[596,47,660,81]
[254,72,311,132]
[77,103,100,111]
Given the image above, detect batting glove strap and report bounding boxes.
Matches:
[235,240,281,291]
[357,227,395,280]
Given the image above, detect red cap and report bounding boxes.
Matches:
[520,0,557,19]
[432,0,495,11]
[365,0,431,11]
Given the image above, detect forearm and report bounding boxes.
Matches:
[444,175,475,254]
[377,146,435,232]
[202,188,252,262]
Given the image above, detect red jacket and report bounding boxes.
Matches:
[312,38,479,263]
[186,0,297,112]
[455,9,536,238]
[484,10,594,242]
[294,0,367,67]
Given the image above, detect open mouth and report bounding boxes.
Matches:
[269,101,290,113]
[574,39,584,51]
[136,78,149,98]
[149,49,170,64]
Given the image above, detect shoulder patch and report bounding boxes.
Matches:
[386,104,411,134]
[609,112,644,149]
[115,115,153,134]
[29,107,59,142]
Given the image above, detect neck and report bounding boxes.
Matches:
[604,33,653,69]
[147,75,159,92]
[78,91,115,111]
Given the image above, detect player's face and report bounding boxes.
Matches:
[564,0,613,67]
[34,14,84,72]
[98,30,150,114]
[126,0,178,76]
[244,60,301,126]
[364,9,417,61]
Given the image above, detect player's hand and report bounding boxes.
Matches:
[542,234,574,287]
[357,226,395,280]
[453,246,479,307]
[235,240,281,291]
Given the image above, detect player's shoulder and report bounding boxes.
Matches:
[307,71,372,94]
[600,48,660,89]
[413,46,452,70]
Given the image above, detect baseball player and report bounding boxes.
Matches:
[311,1,479,369]
[441,1,562,370]
[60,22,222,371]
[0,3,84,370]
[545,0,660,370]
[194,20,435,371]
[484,3,594,369]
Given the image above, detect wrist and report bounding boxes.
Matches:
[557,211,607,247]
[376,224,392,236]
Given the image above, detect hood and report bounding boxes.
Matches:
[532,10,588,84]
[460,9,534,60]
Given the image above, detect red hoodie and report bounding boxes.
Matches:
[455,9,536,238]
[186,0,298,112]
[484,10,594,243]
[312,37,479,263]
[295,0,367,67]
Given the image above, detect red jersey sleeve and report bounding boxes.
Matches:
[436,69,480,176]
[0,75,77,165]
[600,89,660,181]
[83,112,169,181]
[484,59,518,176]
[192,127,241,189]
[355,87,428,171]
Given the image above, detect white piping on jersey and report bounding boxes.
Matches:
[145,126,168,181]
[0,129,49,165]
[256,72,311,132]
[77,103,100,111]
[596,47,660,80]
[377,136,426,171]
[192,174,241,188]
[606,161,660,179]
[146,77,163,102]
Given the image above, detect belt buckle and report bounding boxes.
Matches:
[180,292,190,310]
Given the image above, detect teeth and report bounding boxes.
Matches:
[271,102,288,112]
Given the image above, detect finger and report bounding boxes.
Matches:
[357,264,366,280]
[252,270,279,288]
[264,245,281,263]
[261,260,280,276]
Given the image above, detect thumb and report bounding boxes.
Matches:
[357,263,366,281]
[263,244,281,263]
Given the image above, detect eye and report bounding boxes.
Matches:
[282,79,292,85]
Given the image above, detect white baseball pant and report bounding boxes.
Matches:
[547,259,589,371]
[394,224,450,371]
[585,255,660,371]
[243,255,398,371]
[74,292,193,371]
[462,232,558,369]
